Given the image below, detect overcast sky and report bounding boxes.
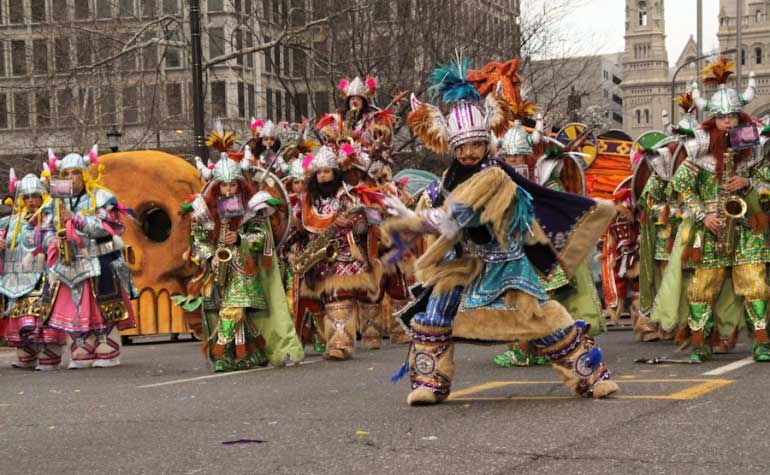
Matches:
[530,0,721,58]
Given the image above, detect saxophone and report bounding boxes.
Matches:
[291,206,365,275]
[214,218,233,287]
[714,149,747,257]
[57,200,72,266]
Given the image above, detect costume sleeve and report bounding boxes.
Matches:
[750,159,770,201]
[671,162,706,222]
[74,197,124,239]
[241,219,267,252]
[190,221,215,262]
[640,174,667,220]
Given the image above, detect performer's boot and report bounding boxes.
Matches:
[68,332,97,369]
[494,340,533,367]
[93,326,122,368]
[359,302,382,350]
[12,344,38,369]
[745,300,770,362]
[388,298,411,345]
[688,303,713,363]
[533,321,619,399]
[35,344,62,371]
[311,312,326,353]
[406,323,454,406]
[323,300,357,361]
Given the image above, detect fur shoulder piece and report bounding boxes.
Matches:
[449,166,519,247]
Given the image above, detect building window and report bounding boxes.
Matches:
[76,34,91,66]
[53,0,68,19]
[741,48,746,66]
[274,45,281,74]
[33,40,48,75]
[208,27,225,59]
[122,86,139,124]
[162,0,179,15]
[635,109,641,125]
[644,109,650,124]
[247,84,255,118]
[612,93,622,106]
[9,0,24,24]
[237,82,245,117]
[37,91,51,127]
[211,81,226,117]
[57,88,73,121]
[75,0,90,19]
[295,92,308,120]
[142,0,156,18]
[143,44,158,70]
[121,51,137,71]
[284,91,292,121]
[244,32,254,68]
[208,0,224,11]
[756,47,762,65]
[613,112,623,124]
[31,0,46,22]
[11,40,26,76]
[264,36,272,72]
[166,46,182,68]
[0,43,5,77]
[612,74,622,85]
[0,94,7,129]
[118,0,134,16]
[266,88,273,117]
[96,0,111,18]
[292,48,306,77]
[314,91,328,115]
[275,90,282,120]
[14,92,30,128]
[100,87,115,124]
[166,83,182,117]
[235,29,243,66]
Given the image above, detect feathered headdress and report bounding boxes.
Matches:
[206,130,239,154]
[702,55,735,86]
[695,55,756,117]
[408,55,491,153]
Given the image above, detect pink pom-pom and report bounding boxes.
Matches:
[207,163,215,170]
[339,143,355,157]
[48,156,58,174]
[338,79,349,92]
[88,144,99,164]
[251,118,263,131]
[302,153,314,170]
[8,175,16,194]
[632,151,643,164]
[366,77,377,91]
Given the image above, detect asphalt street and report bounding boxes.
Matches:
[0,328,767,475]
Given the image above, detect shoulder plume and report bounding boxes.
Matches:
[407,94,449,154]
[675,91,695,113]
[703,55,735,86]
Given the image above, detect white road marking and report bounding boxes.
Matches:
[136,358,323,388]
[701,357,755,376]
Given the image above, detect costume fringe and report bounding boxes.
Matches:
[451,167,518,248]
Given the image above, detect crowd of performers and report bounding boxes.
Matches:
[15,53,770,404]
[614,55,770,363]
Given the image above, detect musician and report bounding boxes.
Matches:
[185,152,303,372]
[383,58,618,405]
[671,56,770,362]
[290,146,381,360]
[0,171,64,370]
[44,147,137,369]
[248,118,289,176]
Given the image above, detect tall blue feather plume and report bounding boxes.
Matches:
[428,57,482,104]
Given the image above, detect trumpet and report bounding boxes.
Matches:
[214,218,233,288]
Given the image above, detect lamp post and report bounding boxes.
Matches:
[670,48,737,122]
[106,125,123,153]
[190,0,208,159]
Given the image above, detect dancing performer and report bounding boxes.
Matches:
[383,57,618,405]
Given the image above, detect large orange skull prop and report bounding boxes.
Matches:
[92,151,205,338]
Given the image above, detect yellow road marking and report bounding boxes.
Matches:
[448,378,734,401]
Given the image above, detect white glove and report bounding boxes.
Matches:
[383,196,417,219]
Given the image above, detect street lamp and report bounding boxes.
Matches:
[670,48,737,122]
[106,125,123,153]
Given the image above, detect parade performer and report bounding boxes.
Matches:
[44,146,137,369]
[634,101,695,341]
[289,146,382,359]
[248,118,289,175]
[492,98,603,367]
[182,137,304,372]
[1,170,65,370]
[669,57,770,362]
[382,57,618,405]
